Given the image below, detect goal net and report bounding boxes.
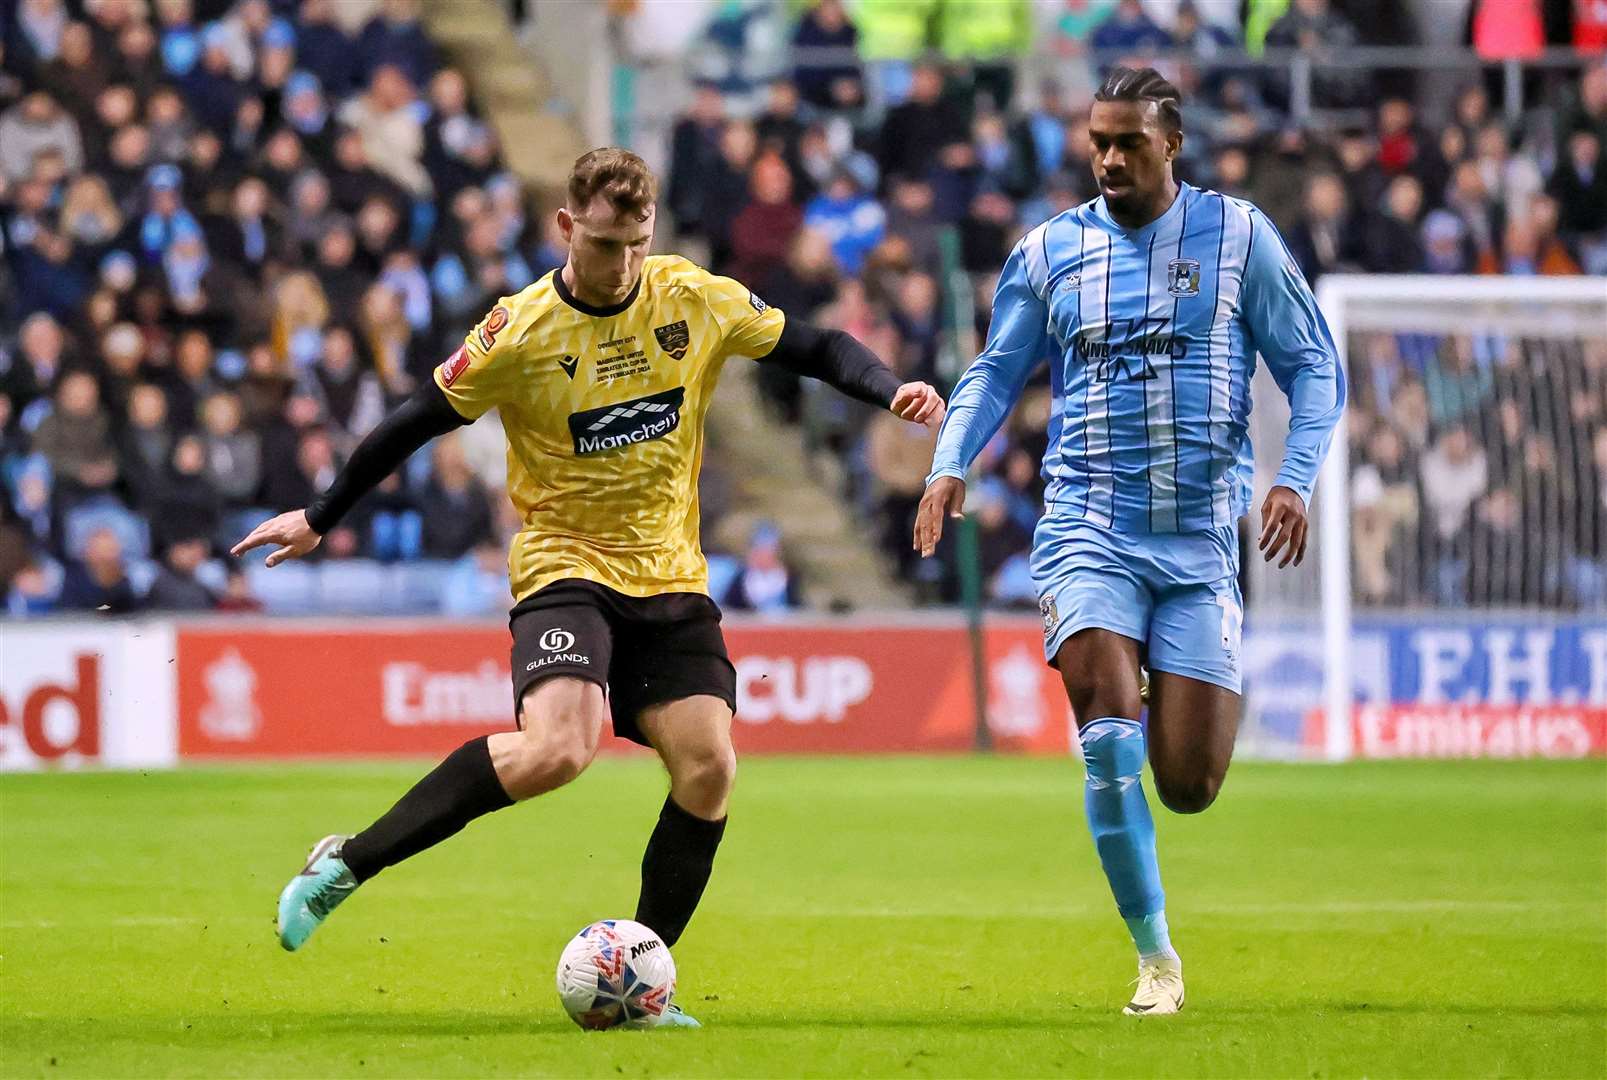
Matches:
[1240,276,1607,761]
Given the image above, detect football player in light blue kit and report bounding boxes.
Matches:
[916,67,1345,1015]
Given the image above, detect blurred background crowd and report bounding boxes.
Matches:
[2,0,1604,617]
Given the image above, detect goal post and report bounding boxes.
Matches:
[1240,274,1607,762]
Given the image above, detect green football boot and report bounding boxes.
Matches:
[276,835,358,951]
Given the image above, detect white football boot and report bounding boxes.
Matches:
[1123,956,1185,1015]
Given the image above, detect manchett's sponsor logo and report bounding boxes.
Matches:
[568,387,685,454]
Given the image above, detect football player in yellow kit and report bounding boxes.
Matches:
[236,149,942,1025]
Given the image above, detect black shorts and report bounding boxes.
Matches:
[508,580,737,747]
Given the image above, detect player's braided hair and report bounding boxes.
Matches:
[1094,66,1184,134]
[568,147,658,221]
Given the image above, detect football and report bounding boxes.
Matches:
[555,919,677,1030]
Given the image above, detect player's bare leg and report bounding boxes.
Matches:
[1145,671,1239,816]
[1056,629,1184,1015]
[630,695,737,1028]
[276,677,604,950]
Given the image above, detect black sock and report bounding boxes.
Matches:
[341,736,513,883]
[634,795,726,947]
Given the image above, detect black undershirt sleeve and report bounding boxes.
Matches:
[758,318,904,408]
[304,377,469,534]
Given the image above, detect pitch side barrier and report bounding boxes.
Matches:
[0,614,1602,769]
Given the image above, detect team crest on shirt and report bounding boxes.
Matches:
[748,291,768,313]
[1039,594,1059,638]
[1167,258,1201,297]
[477,304,511,349]
[1057,273,1082,293]
[653,320,691,360]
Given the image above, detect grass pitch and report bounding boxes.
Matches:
[2,756,1603,1078]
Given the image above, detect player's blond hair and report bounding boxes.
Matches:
[568,147,657,222]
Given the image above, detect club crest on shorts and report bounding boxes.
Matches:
[653,320,690,360]
[1167,258,1201,297]
[1039,594,1059,637]
[748,291,768,313]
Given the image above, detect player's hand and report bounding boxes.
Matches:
[913,476,965,558]
[231,509,322,568]
[890,382,945,430]
[1258,485,1308,569]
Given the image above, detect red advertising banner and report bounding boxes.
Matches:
[1304,704,1607,759]
[176,621,1074,759]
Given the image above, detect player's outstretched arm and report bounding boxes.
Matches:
[231,379,468,567]
[757,319,943,428]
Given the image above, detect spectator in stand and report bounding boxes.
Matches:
[339,64,430,201]
[38,20,103,126]
[802,155,885,277]
[726,522,802,611]
[296,0,358,98]
[1363,173,1425,272]
[668,83,727,244]
[1420,423,1488,545]
[58,525,139,613]
[878,63,967,186]
[282,72,335,162]
[312,218,368,315]
[728,152,805,288]
[1263,0,1365,109]
[144,534,217,611]
[1547,127,1607,274]
[791,0,862,111]
[1089,0,1172,57]
[119,382,174,512]
[1421,209,1472,275]
[199,391,263,512]
[1445,159,1501,271]
[937,0,1031,111]
[852,0,935,109]
[0,90,83,181]
[32,369,120,519]
[703,119,759,272]
[419,434,493,560]
[1286,172,1360,282]
[302,324,385,451]
[787,1,861,114]
[355,0,438,90]
[178,23,246,135]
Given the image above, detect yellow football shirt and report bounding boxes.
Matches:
[434,255,786,602]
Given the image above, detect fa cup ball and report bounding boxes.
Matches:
[556,919,676,1030]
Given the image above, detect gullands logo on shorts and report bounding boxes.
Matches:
[567,386,686,454]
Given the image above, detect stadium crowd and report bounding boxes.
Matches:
[654,0,1607,610]
[2,0,1604,616]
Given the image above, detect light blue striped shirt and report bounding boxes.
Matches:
[929,183,1346,533]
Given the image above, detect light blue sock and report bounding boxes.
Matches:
[1080,717,1176,962]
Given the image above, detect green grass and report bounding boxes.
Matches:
[2,757,1604,1078]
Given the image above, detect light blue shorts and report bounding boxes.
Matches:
[1029,516,1243,694]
